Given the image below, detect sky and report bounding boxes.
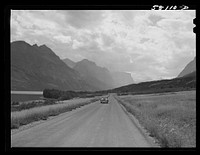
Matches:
[11,10,196,83]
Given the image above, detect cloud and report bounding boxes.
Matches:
[62,10,105,29]
[11,10,196,83]
[53,35,72,44]
[72,39,84,49]
[148,14,165,26]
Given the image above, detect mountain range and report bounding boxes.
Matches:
[110,71,134,87]
[11,41,134,91]
[73,59,115,90]
[112,72,196,94]
[62,58,134,88]
[11,41,95,91]
[111,56,196,94]
[11,40,195,92]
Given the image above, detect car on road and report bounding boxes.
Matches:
[100,97,109,104]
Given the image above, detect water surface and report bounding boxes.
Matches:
[11,91,43,102]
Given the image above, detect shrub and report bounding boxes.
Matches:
[12,101,19,106]
[43,89,62,99]
[43,99,56,105]
[43,89,78,100]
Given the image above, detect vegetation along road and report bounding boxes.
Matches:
[11,94,158,147]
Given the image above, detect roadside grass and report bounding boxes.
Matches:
[115,91,196,147]
[11,97,99,129]
[11,100,44,112]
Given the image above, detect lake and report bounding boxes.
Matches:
[11,91,44,103]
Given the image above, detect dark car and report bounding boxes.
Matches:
[100,97,109,104]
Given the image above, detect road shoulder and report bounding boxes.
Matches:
[116,96,160,147]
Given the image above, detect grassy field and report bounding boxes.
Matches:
[115,90,196,147]
[11,97,99,129]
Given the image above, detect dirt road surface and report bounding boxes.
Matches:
[11,94,159,147]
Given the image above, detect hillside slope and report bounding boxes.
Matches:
[111,71,134,88]
[74,59,115,90]
[178,57,196,77]
[112,72,196,94]
[62,58,76,68]
[11,41,95,91]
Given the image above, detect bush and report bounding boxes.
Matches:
[43,89,78,100]
[43,89,62,99]
[43,99,56,105]
[12,101,19,105]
